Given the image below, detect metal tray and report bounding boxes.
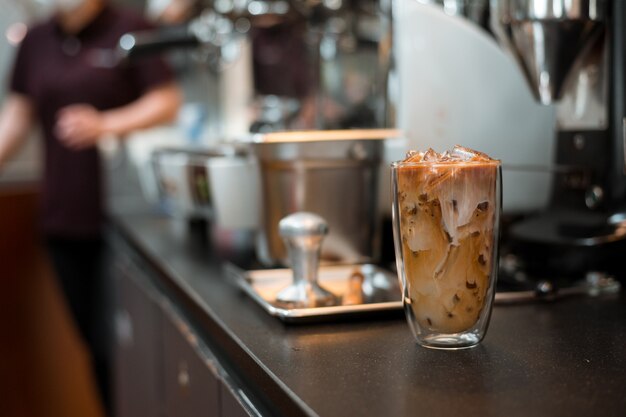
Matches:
[225,263,403,323]
[225,263,622,323]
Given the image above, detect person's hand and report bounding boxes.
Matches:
[55,104,107,150]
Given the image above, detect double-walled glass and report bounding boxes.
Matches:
[391,160,501,349]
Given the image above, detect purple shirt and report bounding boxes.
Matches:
[10,4,173,238]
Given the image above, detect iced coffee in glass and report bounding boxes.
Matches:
[391,146,501,349]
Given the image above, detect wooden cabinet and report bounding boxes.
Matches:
[162,308,220,417]
[114,261,164,417]
[113,251,258,417]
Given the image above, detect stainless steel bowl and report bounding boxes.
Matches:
[151,145,254,221]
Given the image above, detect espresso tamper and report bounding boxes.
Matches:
[276,212,338,308]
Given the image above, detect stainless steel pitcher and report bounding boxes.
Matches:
[251,129,398,266]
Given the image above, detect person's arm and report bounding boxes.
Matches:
[55,81,182,150]
[0,94,34,169]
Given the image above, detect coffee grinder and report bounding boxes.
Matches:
[489,0,626,282]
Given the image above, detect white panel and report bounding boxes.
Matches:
[392,1,557,212]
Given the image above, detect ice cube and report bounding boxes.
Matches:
[439,150,452,161]
[422,148,439,162]
[401,145,496,164]
[405,150,425,162]
[450,145,492,162]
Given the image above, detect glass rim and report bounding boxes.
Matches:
[391,159,501,168]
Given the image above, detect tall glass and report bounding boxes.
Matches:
[391,159,501,349]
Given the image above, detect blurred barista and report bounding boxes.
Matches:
[0,0,181,413]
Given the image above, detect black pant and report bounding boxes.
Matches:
[46,237,111,415]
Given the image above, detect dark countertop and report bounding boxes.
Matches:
[110,206,626,417]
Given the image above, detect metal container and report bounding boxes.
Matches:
[490,0,606,105]
[225,263,403,323]
[151,145,257,224]
[152,147,218,219]
[251,129,397,266]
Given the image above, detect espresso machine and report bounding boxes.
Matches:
[488,0,626,282]
[121,0,392,136]
[396,0,624,296]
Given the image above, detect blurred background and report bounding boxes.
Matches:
[0,2,197,416]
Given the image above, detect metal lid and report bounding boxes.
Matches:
[252,128,402,144]
[279,212,329,237]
